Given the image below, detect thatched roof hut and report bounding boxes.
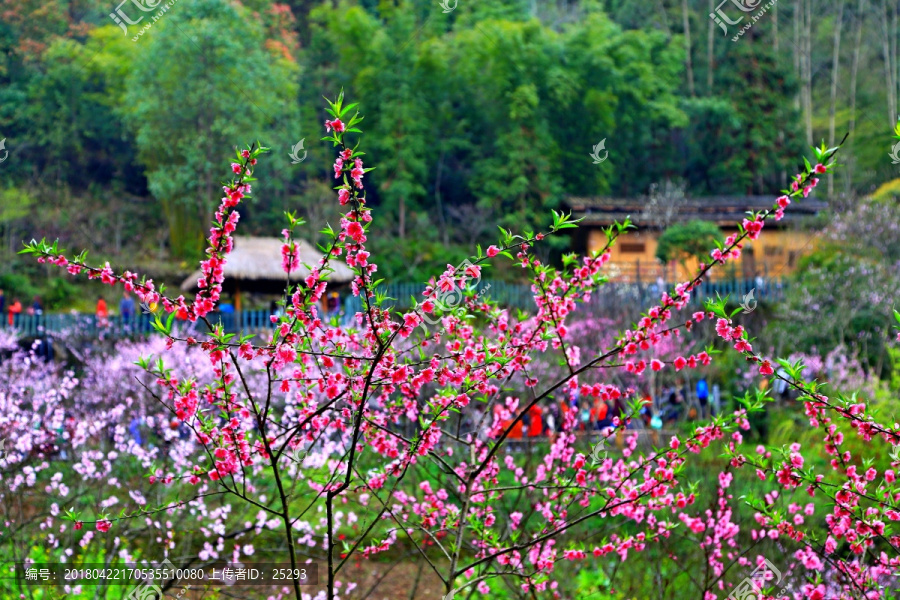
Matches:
[180,236,355,309]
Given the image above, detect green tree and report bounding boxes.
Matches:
[679,7,804,194]
[655,219,723,272]
[0,187,35,265]
[18,38,139,190]
[118,0,300,259]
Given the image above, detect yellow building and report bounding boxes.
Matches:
[566,196,826,283]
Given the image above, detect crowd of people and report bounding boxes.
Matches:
[0,289,44,326]
[653,378,721,423]
[0,288,140,329]
[4,286,736,442]
[95,292,137,328]
[0,287,350,331]
[460,378,722,445]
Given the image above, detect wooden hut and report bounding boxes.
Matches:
[566,196,827,283]
[180,236,355,311]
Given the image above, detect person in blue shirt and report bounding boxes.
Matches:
[119,291,135,325]
[128,414,143,447]
[696,378,709,419]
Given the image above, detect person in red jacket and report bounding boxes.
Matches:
[590,398,608,429]
[527,403,543,437]
[7,298,22,326]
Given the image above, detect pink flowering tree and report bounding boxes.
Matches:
[15,96,900,600]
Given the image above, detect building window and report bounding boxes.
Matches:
[764,246,784,257]
[620,242,646,254]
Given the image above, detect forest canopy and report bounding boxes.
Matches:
[0,0,892,282]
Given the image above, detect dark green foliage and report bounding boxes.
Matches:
[42,277,80,311]
[0,273,37,302]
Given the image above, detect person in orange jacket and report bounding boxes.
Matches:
[559,398,570,429]
[508,411,523,439]
[96,296,109,327]
[7,298,22,326]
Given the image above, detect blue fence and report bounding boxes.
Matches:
[0,311,293,339]
[378,277,785,311]
[2,278,784,339]
[2,313,159,339]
